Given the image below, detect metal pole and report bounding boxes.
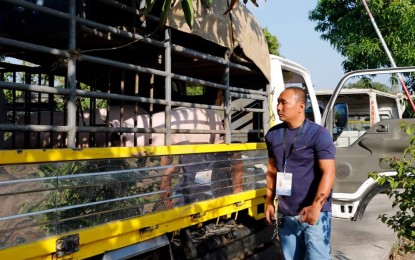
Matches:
[67,0,77,148]
[361,0,415,112]
[164,28,172,145]
[0,87,5,149]
[224,51,231,144]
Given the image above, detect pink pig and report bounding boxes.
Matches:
[151,107,224,146]
[4,105,149,149]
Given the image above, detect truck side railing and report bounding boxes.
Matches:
[0,1,270,258]
[0,0,269,149]
[0,145,267,254]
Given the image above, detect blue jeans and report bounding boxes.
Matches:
[278,211,332,260]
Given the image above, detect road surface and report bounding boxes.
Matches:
[331,193,398,260]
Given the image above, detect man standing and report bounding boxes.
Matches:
[265,87,336,259]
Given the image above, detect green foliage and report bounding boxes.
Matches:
[2,67,106,113]
[186,83,204,96]
[403,99,415,118]
[369,122,415,253]
[146,0,261,30]
[309,0,415,92]
[263,27,280,55]
[181,0,194,29]
[152,0,172,29]
[76,82,107,111]
[345,78,390,93]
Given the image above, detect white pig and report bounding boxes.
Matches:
[4,106,224,149]
[151,107,224,146]
[4,105,150,149]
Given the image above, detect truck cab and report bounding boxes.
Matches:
[269,55,321,126]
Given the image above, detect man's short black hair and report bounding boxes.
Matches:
[285,87,306,104]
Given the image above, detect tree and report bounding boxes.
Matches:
[403,99,415,118]
[345,78,391,93]
[263,27,280,55]
[309,0,415,93]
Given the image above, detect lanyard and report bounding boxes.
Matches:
[282,120,305,172]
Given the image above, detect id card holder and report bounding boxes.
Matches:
[276,172,292,196]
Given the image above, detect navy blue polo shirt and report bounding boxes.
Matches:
[265,119,336,216]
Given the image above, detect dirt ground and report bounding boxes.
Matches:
[391,252,415,260]
[389,240,415,260]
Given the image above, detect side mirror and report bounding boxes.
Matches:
[334,103,348,128]
[332,103,348,141]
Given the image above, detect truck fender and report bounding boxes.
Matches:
[332,171,397,220]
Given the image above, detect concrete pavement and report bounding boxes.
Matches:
[331,193,398,260]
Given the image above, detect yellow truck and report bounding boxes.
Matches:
[0,1,275,259]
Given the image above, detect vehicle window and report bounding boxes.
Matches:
[305,92,322,123]
[379,114,391,120]
[346,114,370,131]
[305,98,314,122]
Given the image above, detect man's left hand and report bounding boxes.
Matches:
[298,204,321,225]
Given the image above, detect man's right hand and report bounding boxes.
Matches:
[265,203,276,224]
[265,158,277,224]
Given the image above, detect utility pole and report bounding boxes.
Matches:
[361,0,415,112]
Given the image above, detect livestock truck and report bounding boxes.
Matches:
[1,1,415,259]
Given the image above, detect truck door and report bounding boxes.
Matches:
[269,55,321,127]
[322,67,415,220]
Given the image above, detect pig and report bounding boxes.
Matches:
[4,106,223,149]
[150,107,224,146]
[3,105,150,149]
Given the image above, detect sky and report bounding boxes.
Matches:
[248,1,345,90]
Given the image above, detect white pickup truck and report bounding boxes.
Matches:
[316,88,405,147]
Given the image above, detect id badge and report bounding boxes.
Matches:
[276,172,292,196]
